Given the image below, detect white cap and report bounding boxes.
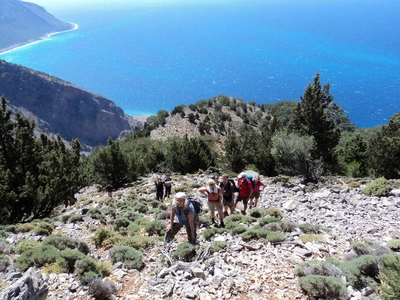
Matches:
[175,192,186,199]
[238,172,246,178]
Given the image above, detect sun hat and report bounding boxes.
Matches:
[175,192,186,199]
[238,172,246,178]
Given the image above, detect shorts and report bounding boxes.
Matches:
[208,201,223,215]
[222,195,234,207]
[250,191,260,199]
[235,195,249,205]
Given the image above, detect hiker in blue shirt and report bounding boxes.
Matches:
[166,192,197,244]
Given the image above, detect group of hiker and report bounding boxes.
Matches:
[154,173,174,202]
[166,172,265,244]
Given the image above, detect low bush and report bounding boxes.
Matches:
[15,223,35,233]
[0,254,10,272]
[43,262,64,275]
[258,217,281,227]
[386,239,400,251]
[122,236,155,250]
[97,261,113,277]
[68,214,84,223]
[379,254,400,300]
[16,245,61,271]
[339,255,380,290]
[298,275,348,300]
[363,177,392,197]
[262,207,283,219]
[298,223,321,234]
[43,234,90,254]
[210,241,228,253]
[112,217,132,233]
[60,249,100,279]
[88,278,117,300]
[352,241,372,256]
[294,260,342,277]
[109,246,144,270]
[171,242,197,262]
[266,231,286,243]
[157,211,171,220]
[225,222,247,235]
[280,221,297,232]
[248,208,262,218]
[15,239,41,254]
[144,220,166,236]
[240,228,270,241]
[92,228,116,248]
[0,240,11,254]
[133,202,148,214]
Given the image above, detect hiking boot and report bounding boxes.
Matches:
[211,218,216,225]
[241,210,246,215]
[220,221,225,228]
[223,211,229,217]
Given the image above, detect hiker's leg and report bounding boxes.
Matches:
[216,203,224,223]
[165,223,182,242]
[185,224,197,243]
[208,202,216,222]
[243,196,249,213]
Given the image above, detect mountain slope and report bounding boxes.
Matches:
[0,0,74,52]
[0,59,140,146]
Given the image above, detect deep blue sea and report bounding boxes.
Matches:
[1,0,400,128]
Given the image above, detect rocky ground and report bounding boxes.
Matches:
[1,175,400,300]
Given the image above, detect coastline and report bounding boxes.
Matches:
[0,22,79,56]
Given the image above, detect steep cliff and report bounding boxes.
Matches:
[0,59,139,146]
[0,0,74,52]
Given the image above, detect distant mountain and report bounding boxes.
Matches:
[0,0,74,53]
[0,59,141,147]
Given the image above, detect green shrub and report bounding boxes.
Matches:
[225,222,247,235]
[339,255,380,290]
[88,278,117,300]
[266,231,286,243]
[248,208,263,218]
[386,239,400,251]
[171,242,197,262]
[68,214,84,223]
[258,217,282,227]
[5,225,16,233]
[240,228,270,241]
[15,223,35,233]
[0,240,11,254]
[133,202,148,214]
[352,241,372,256]
[280,221,297,232]
[112,217,132,233]
[16,245,62,272]
[203,228,219,240]
[379,254,400,300]
[157,211,171,220]
[33,227,50,236]
[109,246,144,270]
[60,249,100,279]
[43,234,90,254]
[298,223,320,234]
[122,236,155,250]
[15,239,41,254]
[298,275,348,300]
[263,207,283,219]
[97,261,113,277]
[127,217,151,236]
[0,254,10,272]
[294,260,342,277]
[35,221,54,235]
[363,177,392,197]
[144,220,166,236]
[86,208,104,220]
[42,262,64,275]
[92,228,114,248]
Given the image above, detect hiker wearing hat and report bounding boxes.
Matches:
[233,172,253,215]
[166,192,197,244]
[198,179,224,227]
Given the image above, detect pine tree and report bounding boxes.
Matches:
[288,72,340,172]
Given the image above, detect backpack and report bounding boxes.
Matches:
[228,178,239,193]
[246,174,256,189]
[186,197,203,214]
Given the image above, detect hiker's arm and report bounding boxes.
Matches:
[167,207,175,231]
[218,188,222,204]
[249,182,253,197]
[188,213,196,243]
[197,187,207,195]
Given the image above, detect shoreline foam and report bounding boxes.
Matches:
[0,22,79,55]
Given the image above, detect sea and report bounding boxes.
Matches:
[1,0,400,128]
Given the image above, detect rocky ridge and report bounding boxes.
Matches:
[1,175,400,300]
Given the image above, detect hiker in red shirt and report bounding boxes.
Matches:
[233,172,253,215]
[198,179,224,227]
[249,175,264,208]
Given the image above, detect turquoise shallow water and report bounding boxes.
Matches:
[1,0,400,127]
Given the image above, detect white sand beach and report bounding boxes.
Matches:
[0,22,79,55]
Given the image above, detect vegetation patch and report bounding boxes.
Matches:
[109,246,144,270]
[363,177,392,197]
[171,242,197,262]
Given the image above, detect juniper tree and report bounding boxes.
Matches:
[288,72,340,173]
